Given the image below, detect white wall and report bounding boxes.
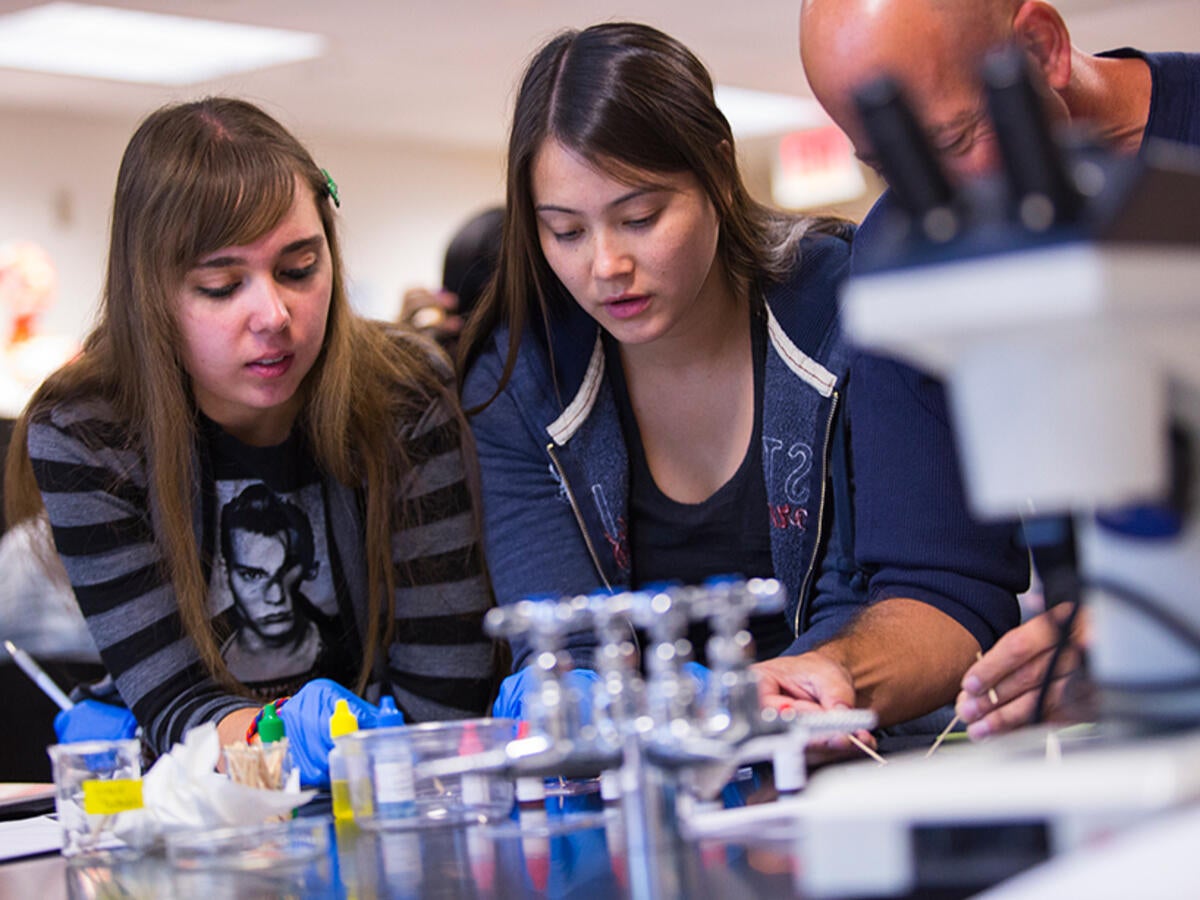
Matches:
[306,130,504,321]
[0,109,126,340]
[0,107,505,341]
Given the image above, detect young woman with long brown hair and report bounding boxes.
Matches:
[6,98,495,785]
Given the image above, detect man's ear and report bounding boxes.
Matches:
[1013,1,1072,91]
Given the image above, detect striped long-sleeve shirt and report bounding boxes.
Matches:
[28,360,494,755]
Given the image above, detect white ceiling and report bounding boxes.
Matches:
[0,0,1197,152]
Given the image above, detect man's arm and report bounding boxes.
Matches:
[757,597,980,727]
[776,351,1025,727]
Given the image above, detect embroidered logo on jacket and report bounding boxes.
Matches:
[764,437,814,532]
[592,484,630,574]
[769,504,809,531]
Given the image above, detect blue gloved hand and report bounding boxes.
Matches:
[53,698,139,743]
[682,661,711,695]
[278,679,380,789]
[492,667,602,725]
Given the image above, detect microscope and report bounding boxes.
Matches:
[790,45,1200,898]
[844,45,1200,730]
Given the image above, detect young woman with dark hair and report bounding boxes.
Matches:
[461,22,1025,732]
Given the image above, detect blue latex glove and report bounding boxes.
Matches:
[682,661,711,694]
[278,679,381,788]
[492,667,602,725]
[53,699,139,743]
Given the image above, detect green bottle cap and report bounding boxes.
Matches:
[258,701,285,743]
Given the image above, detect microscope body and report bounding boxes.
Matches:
[784,47,1200,900]
[843,52,1200,726]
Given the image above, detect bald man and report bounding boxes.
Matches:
[799,0,1175,180]
[765,0,1200,740]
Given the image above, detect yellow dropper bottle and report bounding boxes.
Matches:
[328,699,360,821]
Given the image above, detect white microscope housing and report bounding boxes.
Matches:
[844,142,1200,724]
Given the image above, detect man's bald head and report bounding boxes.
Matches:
[800,0,1070,180]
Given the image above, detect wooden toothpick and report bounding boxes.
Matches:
[926,651,997,760]
[847,733,887,765]
[925,714,961,759]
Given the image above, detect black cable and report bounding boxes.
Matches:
[1031,570,1200,726]
[1088,574,1200,654]
[1030,571,1082,726]
[1024,515,1081,726]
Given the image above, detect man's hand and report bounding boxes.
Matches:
[956,603,1090,740]
[759,598,979,728]
[754,650,856,712]
[753,652,877,763]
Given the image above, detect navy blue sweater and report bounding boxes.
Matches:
[464,234,861,667]
[464,229,1027,672]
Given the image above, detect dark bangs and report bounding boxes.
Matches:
[547,24,734,194]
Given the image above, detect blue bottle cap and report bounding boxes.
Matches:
[377,695,405,728]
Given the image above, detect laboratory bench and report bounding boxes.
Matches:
[0,791,802,900]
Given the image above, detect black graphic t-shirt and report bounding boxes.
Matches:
[198,416,360,700]
[604,312,787,662]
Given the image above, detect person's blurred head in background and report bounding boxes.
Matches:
[0,241,58,344]
[399,206,503,358]
[442,206,504,323]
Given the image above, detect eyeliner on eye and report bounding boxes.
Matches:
[196,283,238,299]
[281,263,317,280]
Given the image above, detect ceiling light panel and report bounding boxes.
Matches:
[0,2,325,86]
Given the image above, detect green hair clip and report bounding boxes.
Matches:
[321,168,340,208]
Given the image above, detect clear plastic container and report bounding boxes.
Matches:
[164,816,331,870]
[47,738,147,858]
[344,718,517,830]
[222,740,291,791]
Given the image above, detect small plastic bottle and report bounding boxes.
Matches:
[258,700,285,743]
[513,720,547,820]
[372,697,416,821]
[257,701,291,789]
[347,696,403,820]
[328,699,360,821]
[458,720,490,809]
[377,696,404,728]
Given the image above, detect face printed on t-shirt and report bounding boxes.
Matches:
[226,528,306,641]
[213,481,337,687]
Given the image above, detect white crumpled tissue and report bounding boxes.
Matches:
[115,722,314,844]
